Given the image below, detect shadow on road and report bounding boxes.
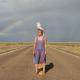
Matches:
[46,63,54,73]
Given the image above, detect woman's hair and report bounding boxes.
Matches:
[41,30,43,35]
[38,29,44,36]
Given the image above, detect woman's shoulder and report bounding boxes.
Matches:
[43,36,47,41]
[43,35,47,39]
[34,36,38,41]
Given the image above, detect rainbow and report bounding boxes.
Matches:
[0,15,33,36]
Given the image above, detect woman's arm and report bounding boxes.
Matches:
[33,37,36,55]
[44,37,47,54]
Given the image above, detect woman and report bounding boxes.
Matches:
[33,22,47,75]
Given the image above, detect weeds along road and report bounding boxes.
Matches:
[0,45,80,80]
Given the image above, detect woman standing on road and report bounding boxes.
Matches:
[33,22,47,75]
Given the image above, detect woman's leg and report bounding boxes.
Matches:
[43,63,45,74]
[40,51,46,75]
[34,50,39,74]
[35,64,38,74]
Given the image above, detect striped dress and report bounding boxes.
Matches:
[33,36,46,64]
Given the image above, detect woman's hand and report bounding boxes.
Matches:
[33,51,35,56]
[45,51,46,55]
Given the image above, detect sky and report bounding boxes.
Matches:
[0,0,80,42]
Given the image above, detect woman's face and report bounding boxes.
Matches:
[38,30,43,36]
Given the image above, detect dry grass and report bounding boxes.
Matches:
[48,42,80,56]
[0,42,32,54]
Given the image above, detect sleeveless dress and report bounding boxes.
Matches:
[33,36,46,64]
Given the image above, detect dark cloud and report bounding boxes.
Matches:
[0,0,80,42]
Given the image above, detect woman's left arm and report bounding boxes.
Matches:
[44,37,47,54]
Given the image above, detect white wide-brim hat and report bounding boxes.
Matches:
[36,22,44,31]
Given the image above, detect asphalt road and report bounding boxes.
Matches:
[0,45,80,80]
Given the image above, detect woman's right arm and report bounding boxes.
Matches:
[33,37,36,55]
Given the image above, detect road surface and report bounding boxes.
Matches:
[0,45,80,80]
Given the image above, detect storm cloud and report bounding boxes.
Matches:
[0,0,80,42]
